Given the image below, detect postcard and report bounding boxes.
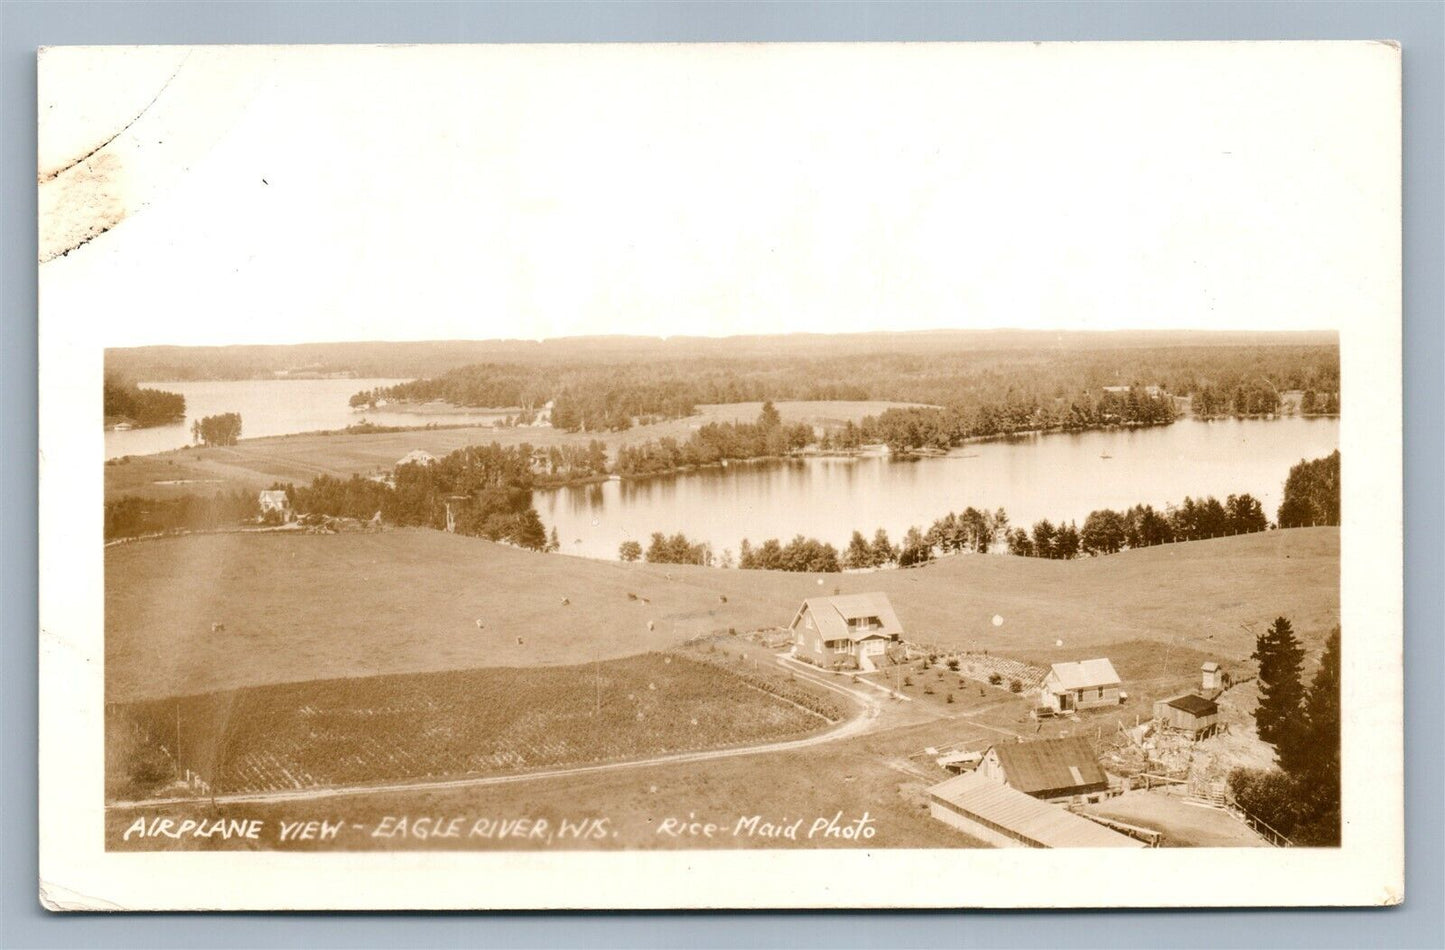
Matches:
[38,41,1402,909]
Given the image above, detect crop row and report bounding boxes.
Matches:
[109,653,834,798]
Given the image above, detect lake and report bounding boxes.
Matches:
[535,418,1340,561]
[106,378,513,459]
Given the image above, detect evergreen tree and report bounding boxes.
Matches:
[1252,616,1307,754]
[512,509,548,550]
[758,400,782,429]
[1293,626,1342,844]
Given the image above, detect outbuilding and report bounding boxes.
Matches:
[928,772,1144,849]
[1153,693,1221,740]
[976,735,1112,803]
[1040,658,1122,713]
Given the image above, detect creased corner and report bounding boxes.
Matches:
[38,878,129,913]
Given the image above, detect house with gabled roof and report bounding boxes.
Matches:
[1040,657,1122,713]
[257,489,292,522]
[789,592,903,672]
[977,735,1112,803]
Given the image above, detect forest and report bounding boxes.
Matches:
[345,340,1339,438]
[102,376,185,427]
[280,443,548,548]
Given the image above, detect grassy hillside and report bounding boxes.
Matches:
[107,526,1338,703]
[104,400,921,502]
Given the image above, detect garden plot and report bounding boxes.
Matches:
[107,652,846,800]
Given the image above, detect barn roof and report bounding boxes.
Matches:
[1048,658,1121,690]
[396,449,437,467]
[929,772,1143,849]
[1202,661,1221,672]
[791,592,903,643]
[989,736,1109,796]
[1164,693,1219,717]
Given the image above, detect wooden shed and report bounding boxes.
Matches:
[1153,693,1221,740]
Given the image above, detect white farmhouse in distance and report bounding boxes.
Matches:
[396,449,438,467]
[257,489,291,521]
[1039,658,1122,713]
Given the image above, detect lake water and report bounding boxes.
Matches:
[106,378,512,459]
[536,418,1340,561]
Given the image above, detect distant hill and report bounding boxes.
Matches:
[105,329,1339,382]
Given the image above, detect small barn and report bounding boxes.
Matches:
[1040,658,1122,713]
[790,592,904,672]
[976,735,1112,803]
[1153,693,1221,740]
[928,772,1144,849]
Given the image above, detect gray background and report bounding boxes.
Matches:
[2,2,1440,947]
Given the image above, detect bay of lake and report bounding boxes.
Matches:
[106,378,511,459]
[535,417,1340,561]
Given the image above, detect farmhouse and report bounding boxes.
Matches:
[1040,658,1122,713]
[396,449,437,467]
[257,490,291,520]
[977,735,1112,803]
[928,772,1143,849]
[790,592,903,672]
[1153,693,1221,740]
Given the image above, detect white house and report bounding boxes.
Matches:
[258,490,291,521]
[1039,658,1122,713]
[396,449,438,467]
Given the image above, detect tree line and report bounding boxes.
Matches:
[613,462,1320,571]
[349,342,1338,437]
[1004,494,1270,558]
[104,489,260,540]
[103,376,185,427]
[859,386,1178,453]
[1228,618,1340,846]
[613,402,812,476]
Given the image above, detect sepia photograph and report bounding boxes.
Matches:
[37,41,1402,909]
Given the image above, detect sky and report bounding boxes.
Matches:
[37,42,1399,348]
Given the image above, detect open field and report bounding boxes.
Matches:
[107,652,844,802]
[106,706,981,851]
[108,526,1338,703]
[104,400,923,502]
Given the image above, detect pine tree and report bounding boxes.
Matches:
[1301,627,1341,778]
[1252,616,1306,754]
